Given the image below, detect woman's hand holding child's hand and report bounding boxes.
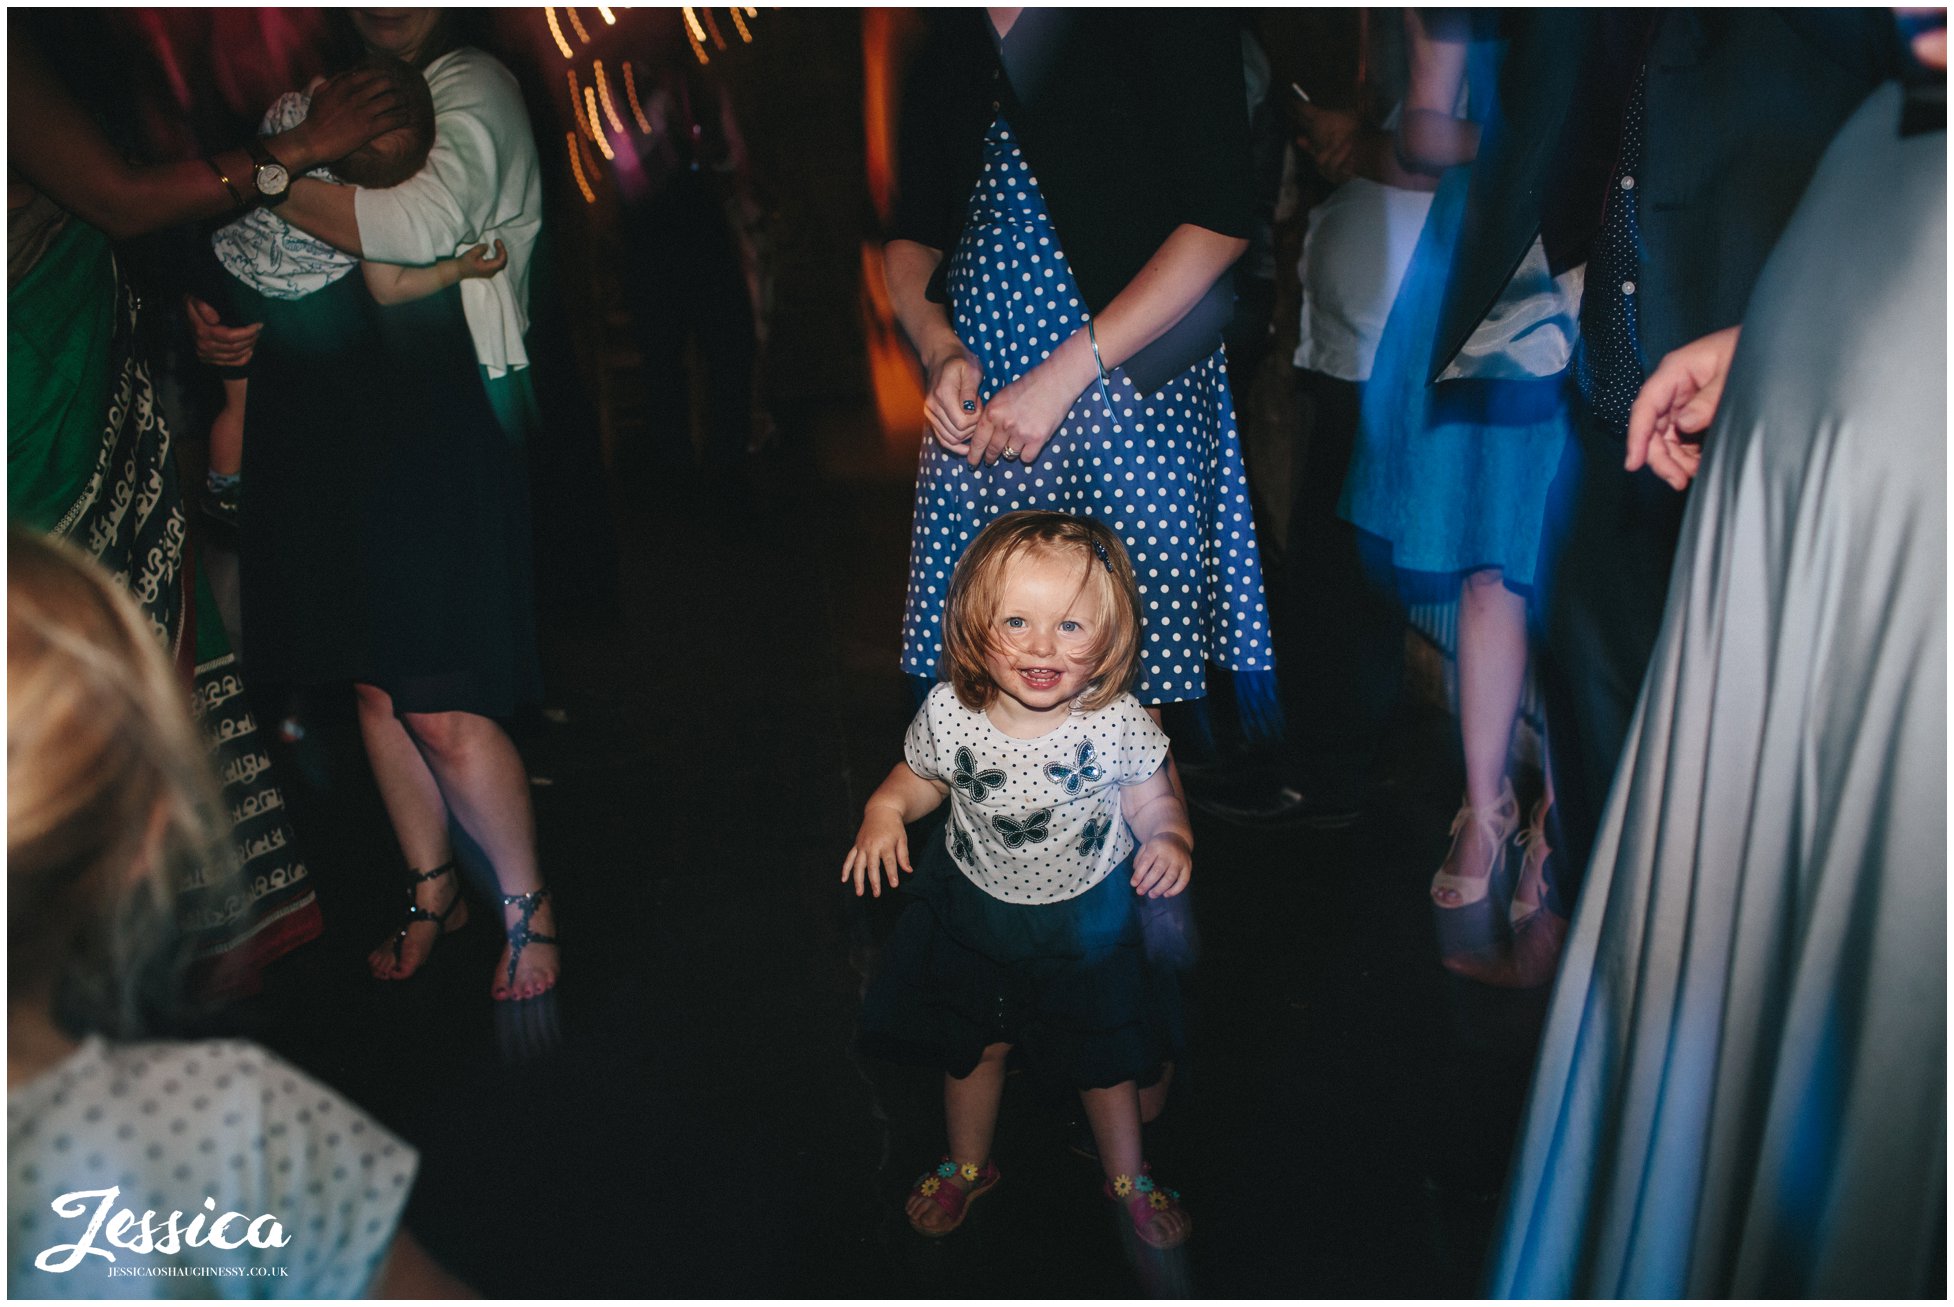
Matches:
[1131,832,1192,899]
[843,805,912,898]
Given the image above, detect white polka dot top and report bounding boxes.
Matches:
[8,1037,416,1298]
[905,683,1170,904]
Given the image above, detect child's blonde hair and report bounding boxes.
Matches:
[8,528,227,1027]
[941,511,1143,714]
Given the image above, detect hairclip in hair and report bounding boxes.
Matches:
[1090,539,1113,573]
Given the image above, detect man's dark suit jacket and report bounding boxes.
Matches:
[1430,9,1899,387]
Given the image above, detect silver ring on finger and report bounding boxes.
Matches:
[1002,447,1020,461]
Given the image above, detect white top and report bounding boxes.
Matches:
[210,92,358,302]
[353,47,541,378]
[1293,176,1434,382]
[904,684,1170,905]
[8,1037,416,1299]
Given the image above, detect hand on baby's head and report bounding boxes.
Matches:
[324,55,437,189]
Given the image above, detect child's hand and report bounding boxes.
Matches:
[457,239,508,280]
[1131,833,1192,899]
[842,806,911,898]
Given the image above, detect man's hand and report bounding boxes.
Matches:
[1625,326,1741,491]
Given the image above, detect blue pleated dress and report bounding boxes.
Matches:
[899,117,1273,704]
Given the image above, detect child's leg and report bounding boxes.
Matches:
[1080,1081,1147,1181]
[1083,1079,1193,1245]
[210,377,248,478]
[907,1041,1009,1234]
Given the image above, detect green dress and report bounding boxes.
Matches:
[8,207,322,995]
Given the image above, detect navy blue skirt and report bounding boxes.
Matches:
[857,831,1184,1091]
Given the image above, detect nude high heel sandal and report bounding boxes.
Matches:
[1429,779,1519,909]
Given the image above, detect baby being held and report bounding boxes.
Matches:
[200,56,506,521]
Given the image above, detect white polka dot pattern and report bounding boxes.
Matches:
[904,684,1170,904]
[8,1037,416,1298]
[899,117,1273,704]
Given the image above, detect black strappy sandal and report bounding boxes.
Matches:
[496,886,559,1000]
[384,860,468,974]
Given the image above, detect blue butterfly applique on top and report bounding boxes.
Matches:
[1043,739,1105,797]
[991,809,1051,849]
[952,746,1006,802]
[1077,817,1111,857]
[949,825,973,865]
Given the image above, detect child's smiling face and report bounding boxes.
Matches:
[984,548,1101,730]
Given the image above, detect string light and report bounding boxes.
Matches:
[565,7,591,43]
[544,7,573,59]
[566,131,596,203]
[566,69,596,141]
[592,60,626,135]
[681,7,706,41]
[685,24,710,64]
[622,59,653,133]
[730,8,752,43]
[577,133,604,181]
[597,6,616,23]
[702,8,727,50]
[583,88,615,159]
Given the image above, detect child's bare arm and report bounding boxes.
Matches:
[1121,763,1193,898]
[361,239,507,306]
[842,762,949,898]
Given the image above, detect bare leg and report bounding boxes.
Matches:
[398,708,558,1000]
[1435,569,1527,899]
[1082,1080,1191,1246]
[1139,1062,1173,1125]
[209,378,248,477]
[358,683,468,980]
[907,1042,1009,1235]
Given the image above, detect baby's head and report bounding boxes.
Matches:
[942,511,1142,714]
[8,529,226,1025]
[327,55,437,189]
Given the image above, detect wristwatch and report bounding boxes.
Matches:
[245,139,290,207]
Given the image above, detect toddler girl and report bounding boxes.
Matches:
[846,511,1195,1250]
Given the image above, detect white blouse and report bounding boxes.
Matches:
[353,47,542,378]
[8,1037,416,1298]
[905,684,1170,905]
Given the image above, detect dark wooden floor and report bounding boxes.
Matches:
[205,402,1551,1297]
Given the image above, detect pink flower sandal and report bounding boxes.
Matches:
[905,1156,1001,1237]
[1104,1166,1191,1250]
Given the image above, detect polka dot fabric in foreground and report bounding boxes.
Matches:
[8,1037,416,1297]
[900,116,1272,704]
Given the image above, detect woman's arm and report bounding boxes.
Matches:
[1396,10,1479,174]
[7,40,404,243]
[1120,764,1194,899]
[884,237,983,452]
[842,762,950,898]
[361,239,506,307]
[967,223,1248,467]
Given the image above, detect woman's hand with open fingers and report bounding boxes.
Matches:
[923,346,984,455]
[1626,325,1740,491]
[842,806,912,898]
[185,294,260,369]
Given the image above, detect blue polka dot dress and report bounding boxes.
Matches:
[900,117,1272,705]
